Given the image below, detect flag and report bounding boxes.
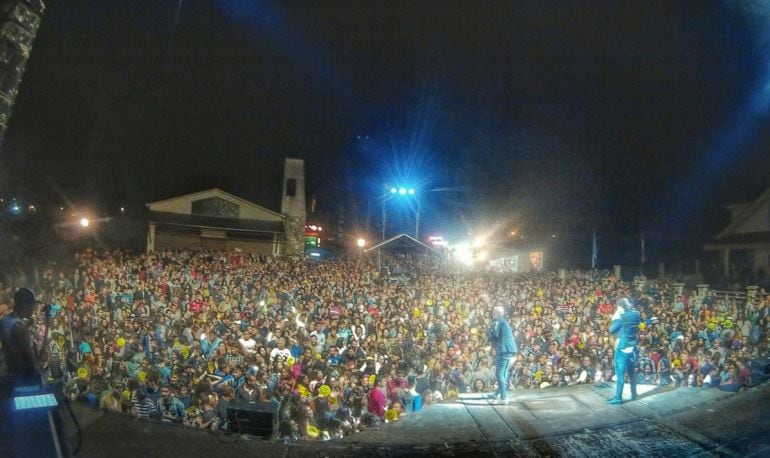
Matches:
[591,230,597,269]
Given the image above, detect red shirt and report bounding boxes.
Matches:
[368,386,386,418]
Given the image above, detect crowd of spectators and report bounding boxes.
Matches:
[1,247,769,440]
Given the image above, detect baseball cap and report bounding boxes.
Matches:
[14,287,43,307]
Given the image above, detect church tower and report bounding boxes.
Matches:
[281,158,306,255]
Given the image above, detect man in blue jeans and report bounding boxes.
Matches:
[607,298,642,404]
[487,306,517,403]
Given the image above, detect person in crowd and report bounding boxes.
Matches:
[1,247,767,442]
[157,383,186,423]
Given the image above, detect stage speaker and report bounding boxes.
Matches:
[226,400,278,439]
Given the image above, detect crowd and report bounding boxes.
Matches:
[1,247,769,440]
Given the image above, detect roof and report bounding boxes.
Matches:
[703,231,770,250]
[364,233,443,256]
[717,186,770,239]
[148,211,285,233]
[146,188,284,219]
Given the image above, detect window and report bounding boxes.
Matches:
[286,179,297,197]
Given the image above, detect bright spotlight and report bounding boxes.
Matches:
[472,237,486,248]
[11,205,20,213]
[79,218,90,227]
[453,243,474,266]
[408,188,415,195]
[390,187,397,194]
[356,238,366,248]
[398,187,407,195]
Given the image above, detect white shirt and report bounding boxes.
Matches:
[239,337,257,354]
[270,347,291,362]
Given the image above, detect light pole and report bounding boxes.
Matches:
[383,186,419,240]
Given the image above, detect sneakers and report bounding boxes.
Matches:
[486,393,499,400]
[605,398,623,405]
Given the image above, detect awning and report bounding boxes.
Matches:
[703,231,770,250]
[148,211,284,233]
[364,233,444,257]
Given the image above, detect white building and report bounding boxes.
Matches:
[146,188,286,255]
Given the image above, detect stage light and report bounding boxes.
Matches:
[408,188,415,195]
[453,243,474,266]
[390,187,397,194]
[79,218,89,227]
[399,187,407,195]
[356,238,366,248]
[11,204,20,213]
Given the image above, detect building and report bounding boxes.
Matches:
[145,188,286,255]
[703,187,770,277]
[146,158,308,255]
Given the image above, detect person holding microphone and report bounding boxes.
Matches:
[606,298,641,404]
[487,306,517,404]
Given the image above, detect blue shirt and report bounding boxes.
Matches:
[488,316,517,355]
[610,309,641,350]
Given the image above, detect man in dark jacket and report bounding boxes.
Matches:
[487,306,517,403]
[1,288,47,386]
[607,298,642,404]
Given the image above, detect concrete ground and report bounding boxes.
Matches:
[5,381,767,457]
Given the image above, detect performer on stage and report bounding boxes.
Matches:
[606,297,641,404]
[0,288,48,387]
[487,306,517,403]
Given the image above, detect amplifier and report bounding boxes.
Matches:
[226,400,278,439]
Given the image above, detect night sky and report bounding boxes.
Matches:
[2,1,770,265]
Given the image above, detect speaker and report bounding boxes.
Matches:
[226,400,278,439]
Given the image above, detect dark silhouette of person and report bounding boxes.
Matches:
[1,288,47,387]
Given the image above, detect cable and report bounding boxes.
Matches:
[60,395,82,455]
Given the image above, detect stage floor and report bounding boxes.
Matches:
[10,381,767,457]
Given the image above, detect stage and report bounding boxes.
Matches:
[16,382,769,457]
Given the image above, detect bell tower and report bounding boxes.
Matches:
[281,158,306,255]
